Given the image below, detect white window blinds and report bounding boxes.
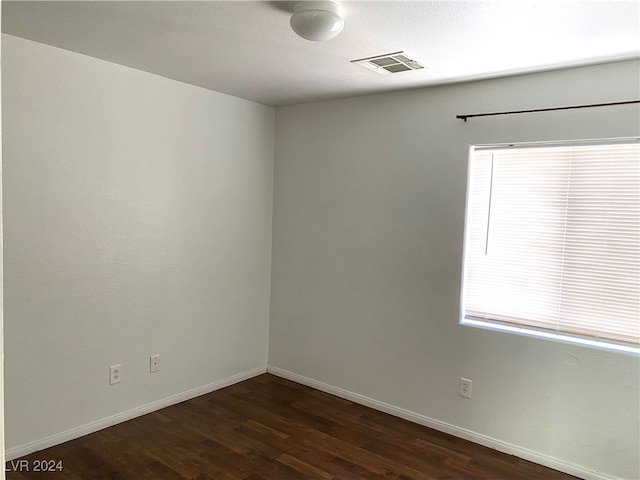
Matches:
[462,140,640,347]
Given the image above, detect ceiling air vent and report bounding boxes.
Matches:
[352,51,426,75]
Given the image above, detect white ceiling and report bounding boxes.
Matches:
[3,1,639,106]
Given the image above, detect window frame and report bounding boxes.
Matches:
[459,138,640,355]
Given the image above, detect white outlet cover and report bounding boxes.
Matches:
[459,378,472,399]
[109,364,121,385]
[150,354,160,373]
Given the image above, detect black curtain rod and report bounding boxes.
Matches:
[456,100,640,122]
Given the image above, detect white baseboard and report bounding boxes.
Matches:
[6,365,267,461]
[267,365,613,480]
[5,364,618,480]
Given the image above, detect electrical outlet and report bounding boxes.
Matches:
[109,364,121,385]
[150,354,160,373]
[459,378,472,399]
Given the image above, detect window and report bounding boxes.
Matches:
[461,139,640,354]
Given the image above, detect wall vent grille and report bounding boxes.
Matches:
[351,51,426,75]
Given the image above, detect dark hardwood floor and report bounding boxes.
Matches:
[6,374,579,480]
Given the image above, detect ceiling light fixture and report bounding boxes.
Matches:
[290,1,344,42]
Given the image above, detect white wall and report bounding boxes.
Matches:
[3,30,639,480]
[270,60,640,480]
[2,34,274,451]
[0,6,6,478]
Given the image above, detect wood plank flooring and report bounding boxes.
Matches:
[6,374,579,480]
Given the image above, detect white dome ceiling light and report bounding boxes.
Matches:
[290,1,344,42]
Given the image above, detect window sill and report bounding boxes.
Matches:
[461,318,640,355]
